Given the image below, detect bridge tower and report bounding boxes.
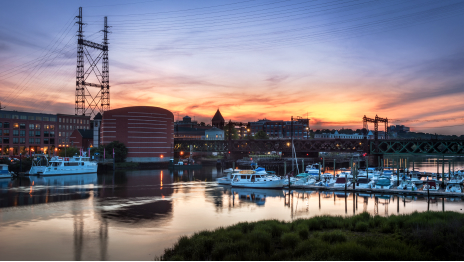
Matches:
[75,7,110,117]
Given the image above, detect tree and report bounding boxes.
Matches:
[254,130,269,139]
[59,146,80,157]
[104,141,128,162]
[200,122,205,126]
[224,123,239,140]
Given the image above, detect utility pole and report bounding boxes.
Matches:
[75,7,110,117]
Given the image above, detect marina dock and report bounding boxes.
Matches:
[287,184,464,197]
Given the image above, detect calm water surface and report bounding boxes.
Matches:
[1,157,464,260]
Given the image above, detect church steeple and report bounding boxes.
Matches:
[212,109,225,130]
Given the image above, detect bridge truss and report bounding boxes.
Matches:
[174,139,464,155]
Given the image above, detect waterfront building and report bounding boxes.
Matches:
[0,109,90,156]
[175,126,206,139]
[389,125,410,132]
[69,129,93,151]
[204,127,224,140]
[99,106,174,162]
[175,115,198,128]
[249,118,310,139]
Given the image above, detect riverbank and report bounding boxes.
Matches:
[159,211,464,260]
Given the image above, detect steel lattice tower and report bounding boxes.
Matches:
[75,7,110,117]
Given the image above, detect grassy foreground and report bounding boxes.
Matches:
[159,211,464,260]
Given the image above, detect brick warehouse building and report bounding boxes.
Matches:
[0,110,90,156]
[99,106,174,162]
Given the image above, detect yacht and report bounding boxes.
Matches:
[445,182,462,193]
[0,164,12,178]
[28,155,97,176]
[231,172,286,188]
[218,167,268,185]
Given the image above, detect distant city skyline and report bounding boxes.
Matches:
[1,0,463,135]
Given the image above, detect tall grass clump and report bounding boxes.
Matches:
[160,211,464,261]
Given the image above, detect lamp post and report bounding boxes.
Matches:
[306,127,309,139]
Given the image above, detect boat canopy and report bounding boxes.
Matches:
[255,167,265,172]
[335,177,346,183]
[357,178,370,184]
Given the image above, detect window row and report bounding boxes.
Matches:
[58,125,88,130]
[1,138,54,144]
[0,130,55,137]
[59,118,89,125]
[0,114,56,121]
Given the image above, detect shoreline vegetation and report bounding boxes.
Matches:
[159,211,464,260]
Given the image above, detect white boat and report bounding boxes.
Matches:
[410,174,423,185]
[355,178,373,189]
[29,155,97,176]
[305,163,321,172]
[445,175,464,185]
[422,179,439,191]
[445,182,462,193]
[334,177,351,188]
[28,155,48,175]
[397,179,417,191]
[218,167,265,185]
[231,172,286,188]
[292,173,316,186]
[338,172,353,179]
[0,164,12,178]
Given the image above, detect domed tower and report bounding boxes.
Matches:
[212,109,225,130]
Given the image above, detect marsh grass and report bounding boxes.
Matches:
[159,211,464,260]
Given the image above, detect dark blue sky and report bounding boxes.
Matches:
[1,0,464,134]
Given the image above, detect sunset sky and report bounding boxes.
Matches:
[1,0,464,134]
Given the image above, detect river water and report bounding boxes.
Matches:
[0,157,463,260]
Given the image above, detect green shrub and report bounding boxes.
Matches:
[297,225,309,239]
[354,221,369,232]
[320,230,347,244]
[281,232,299,248]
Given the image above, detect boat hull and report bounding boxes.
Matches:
[39,165,98,176]
[231,179,286,188]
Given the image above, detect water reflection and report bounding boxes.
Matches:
[0,164,463,260]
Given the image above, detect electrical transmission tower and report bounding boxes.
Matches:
[75,7,110,117]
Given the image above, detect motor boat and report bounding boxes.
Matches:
[29,155,98,176]
[445,182,462,193]
[292,173,316,186]
[375,176,392,189]
[445,174,464,185]
[334,177,351,188]
[231,171,287,188]
[338,172,353,179]
[0,164,12,178]
[397,179,417,191]
[422,179,439,191]
[355,178,373,189]
[410,173,423,185]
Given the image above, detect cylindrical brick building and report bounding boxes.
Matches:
[100,106,174,162]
